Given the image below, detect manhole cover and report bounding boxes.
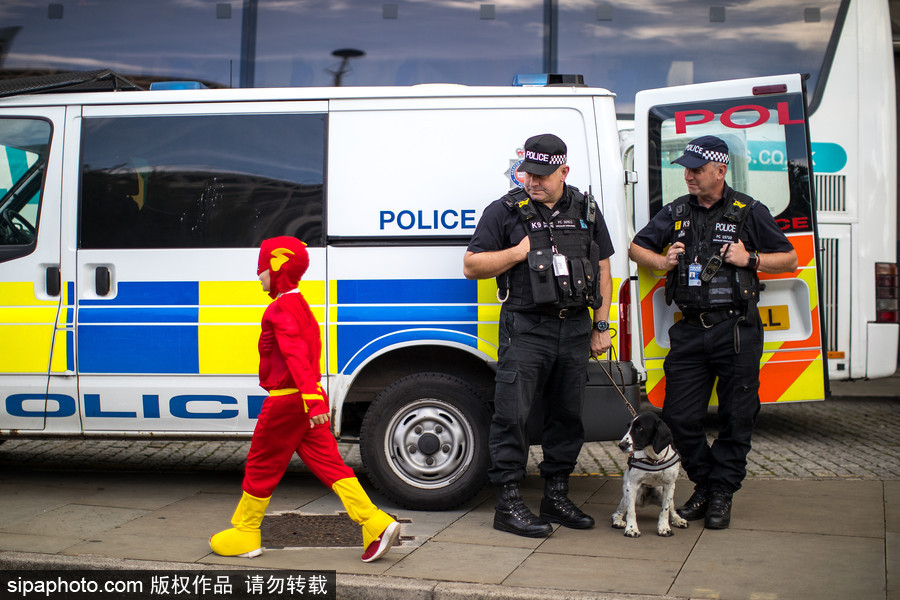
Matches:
[262,513,405,549]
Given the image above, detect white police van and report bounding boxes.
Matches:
[0,70,825,509]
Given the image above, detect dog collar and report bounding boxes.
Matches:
[627,450,681,472]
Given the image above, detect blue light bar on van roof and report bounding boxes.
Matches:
[149,81,208,91]
[513,73,550,86]
[512,73,586,87]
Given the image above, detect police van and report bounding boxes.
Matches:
[0,70,825,509]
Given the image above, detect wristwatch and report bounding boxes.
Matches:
[593,320,609,333]
[747,251,759,270]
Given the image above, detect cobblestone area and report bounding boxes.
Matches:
[1,397,898,480]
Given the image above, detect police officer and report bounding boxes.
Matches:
[464,133,614,537]
[629,135,798,529]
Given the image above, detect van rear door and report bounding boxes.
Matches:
[632,74,827,407]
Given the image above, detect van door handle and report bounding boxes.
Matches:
[46,266,61,296]
[95,266,111,296]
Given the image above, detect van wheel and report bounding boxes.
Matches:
[359,372,490,511]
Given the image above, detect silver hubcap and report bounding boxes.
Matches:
[383,398,475,490]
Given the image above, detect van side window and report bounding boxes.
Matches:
[0,118,50,262]
[79,113,326,249]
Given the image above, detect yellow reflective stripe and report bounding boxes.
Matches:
[197,281,268,375]
[196,280,325,376]
[0,324,53,372]
[476,279,500,360]
[0,282,58,307]
[328,279,338,374]
[199,281,271,308]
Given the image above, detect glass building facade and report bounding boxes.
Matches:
[0,1,843,113]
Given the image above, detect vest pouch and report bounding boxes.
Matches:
[570,257,588,304]
[734,269,759,304]
[588,242,602,309]
[527,249,558,305]
[664,269,677,306]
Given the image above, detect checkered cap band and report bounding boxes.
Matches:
[524,149,567,166]
[685,143,729,164]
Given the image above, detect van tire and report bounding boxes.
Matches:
[359,372,490,510]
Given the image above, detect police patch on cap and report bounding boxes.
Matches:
[517,134,567,176]
[672,135,730,169]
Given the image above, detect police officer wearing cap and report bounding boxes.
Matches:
[464,134,614,538]
[629,135,797,529]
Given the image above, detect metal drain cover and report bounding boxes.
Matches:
[262,513,402,549]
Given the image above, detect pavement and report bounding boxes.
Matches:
[0,370,898,600]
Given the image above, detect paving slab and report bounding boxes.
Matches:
[507,551,682,597]
[671,528,885,600]
[537,509,702,560]
[384,539,534,585]
[736,478,884,537]
[0,532,85,554]
[60,531,211,563]
[1,502,148,539]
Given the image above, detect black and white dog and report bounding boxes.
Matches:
[611,412,689,538]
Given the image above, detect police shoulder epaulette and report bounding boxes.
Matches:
[501,187,528,210]
[503,187,539,221]
[723,190,757,222]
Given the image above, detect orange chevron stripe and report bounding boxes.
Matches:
[763,350,822,362]
[788,233,816,267]
[646,352,821,409]
[647,375,665,408]
[772,305,823,350]
[759,358,815,404]
[759,233,817,281]
[640,280,664,342]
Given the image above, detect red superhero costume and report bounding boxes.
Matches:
[210,236,400,562]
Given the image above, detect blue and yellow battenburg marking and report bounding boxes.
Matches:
[4,277,616,378]
[75,280,274,374]
[0,281,65,373]
[328,278,493,375]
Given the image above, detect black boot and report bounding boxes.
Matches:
[704,492,733,529]
[676,485,710,521]
[494,482,552,538]
[539,474,595,529]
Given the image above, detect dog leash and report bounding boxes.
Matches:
[590,354,638,418]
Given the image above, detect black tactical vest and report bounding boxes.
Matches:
[664,189,760,313]
[498,186,602,311]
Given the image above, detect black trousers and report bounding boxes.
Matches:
[487,306,591,486]
[661,314,763,494]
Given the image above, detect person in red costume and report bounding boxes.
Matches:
[210,236,400,562]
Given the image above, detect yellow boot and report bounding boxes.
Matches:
[332,477,400,562]
[209,491,270,558]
